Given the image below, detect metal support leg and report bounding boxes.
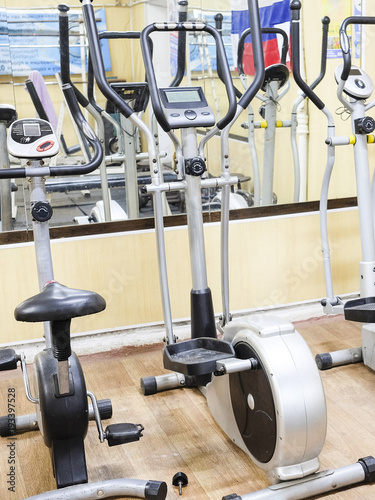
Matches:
[224,459,374,500]
[24,478,167,500]
[315,346,362,370]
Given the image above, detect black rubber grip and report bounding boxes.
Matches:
[145,480,168,500]
[0,416,15,437]
[141,376,158,395]
[97,398,113,420]
[315,353,333,370]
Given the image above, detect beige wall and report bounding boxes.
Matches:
[0,208,361,344]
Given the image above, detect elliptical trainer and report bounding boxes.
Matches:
[133,1,374,499]
[81,0,375,497]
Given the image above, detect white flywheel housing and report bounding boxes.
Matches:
[206,314,327,483]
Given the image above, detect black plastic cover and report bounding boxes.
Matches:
[163,337,235,376]
[344,297,375,323]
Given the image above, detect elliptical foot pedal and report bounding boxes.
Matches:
[344,297,375,323]
[105,423,144,446]
[0,349,20,371]
[163,337,235,376]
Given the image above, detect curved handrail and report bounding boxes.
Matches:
[290,0,325,110]
[169,0,188,88]
[141,22,237,132]
[237,26,288,76]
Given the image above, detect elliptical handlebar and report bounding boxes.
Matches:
[237,0,265,110]
[80,0,134,120]
[308,16,330,93]
[237,26,289,75]
[58,4,90,109]
[339,16,375,81]
[290,0,325,110]
[169,0,188,88]
[51,84,103,176]
[141,22,237,132]
[87,30,150,114]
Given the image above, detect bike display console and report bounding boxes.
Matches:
[335,64,374,100]
[8,118,59,159]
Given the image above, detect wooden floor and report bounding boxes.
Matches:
[1,315,375,499]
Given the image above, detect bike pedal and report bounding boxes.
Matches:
[0,349,20,371]
[105,423,144,446]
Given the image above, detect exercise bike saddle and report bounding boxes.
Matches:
[14,280,106,323]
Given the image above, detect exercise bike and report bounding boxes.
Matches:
[0,88,166,499]
[132,1,374,499]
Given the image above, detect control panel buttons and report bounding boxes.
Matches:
[355,79,366,89]
[184,110,197,120]
[36,140,55,152]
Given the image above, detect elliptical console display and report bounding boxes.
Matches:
[8,118,59,159]
[158,86,215,129]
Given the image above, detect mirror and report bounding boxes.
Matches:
[0,0,372,234]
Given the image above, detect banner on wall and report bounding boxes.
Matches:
[322,0,353,58]
[0,7,111,77]
[231,0,291,75]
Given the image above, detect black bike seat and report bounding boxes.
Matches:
[15,281,106,323]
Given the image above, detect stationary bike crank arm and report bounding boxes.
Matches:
[215,357,258,375]
[87,391,143,446]
[223,456,375,499]
[24,477,168,500]
[20,354,38,404]
[0,398,112,437]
